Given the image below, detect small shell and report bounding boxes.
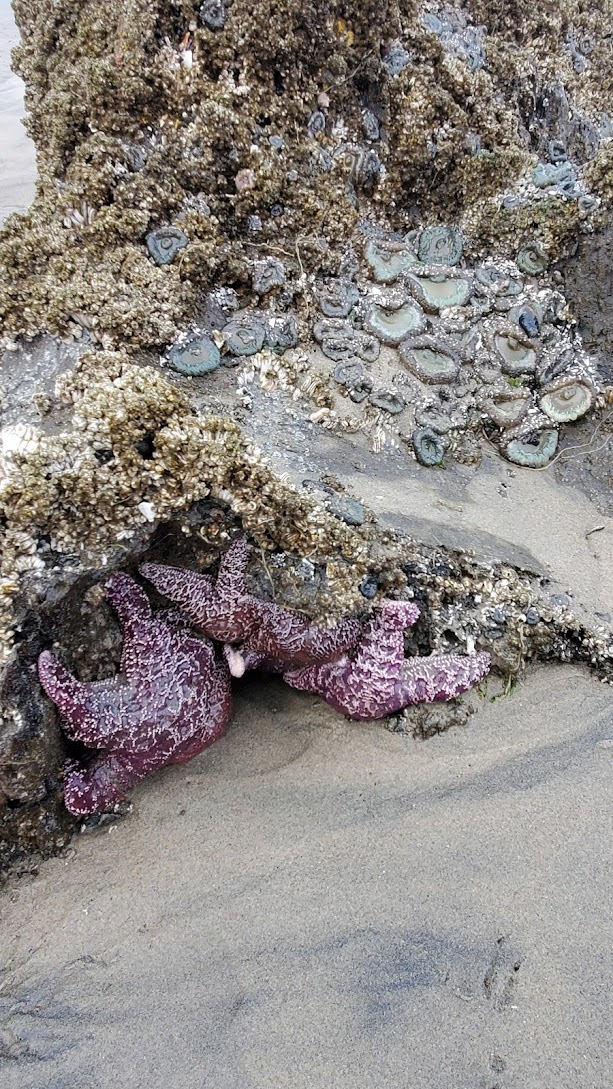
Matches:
[138,502,156,522]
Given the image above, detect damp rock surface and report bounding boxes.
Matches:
[1,0,613,872]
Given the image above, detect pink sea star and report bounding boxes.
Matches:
[37,573,232,815]
[140,537,362,677]
[284,600,491,719]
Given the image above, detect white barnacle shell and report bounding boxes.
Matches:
[0,424,41,480]
[137,501,156,522]
[14,554,45,573]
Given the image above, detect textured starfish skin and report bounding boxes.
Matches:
[38,573,232,815]
[140,538,362,676]
[284,600,491,720]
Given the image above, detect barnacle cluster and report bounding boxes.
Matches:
[1,0,613,867]
[0,350,373,661]
[0,0,611,350]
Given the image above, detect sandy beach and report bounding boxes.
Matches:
[1,4,612,1087]
[1,665,612,1088]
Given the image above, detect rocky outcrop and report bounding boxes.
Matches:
[1,0,612,872]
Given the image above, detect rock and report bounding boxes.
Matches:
[200,0,227,29]
[1,0,613,874]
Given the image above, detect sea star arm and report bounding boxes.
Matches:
[104,572,154,678]
[216,537,250,596]
[37,651,103,745]
[104,572,151,632]
[138,563,214,625]
[62,745,183,815]
[245,604,363,669]
[63,752,142,814]
[284,600,421,718]
[394,651,491,706]
[343,600,421,680]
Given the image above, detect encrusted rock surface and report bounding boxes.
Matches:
[1,0,612,348]
[1,0,613,872]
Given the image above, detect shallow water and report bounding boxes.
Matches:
[0,0,36,223]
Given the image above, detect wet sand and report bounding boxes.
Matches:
[1,6,613,1089]
[1,666,612,1088]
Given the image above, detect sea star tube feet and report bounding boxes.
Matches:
[38,572,232,814]
[141,537,362,669]
[284,599,491,719]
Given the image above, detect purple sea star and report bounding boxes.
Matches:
[284,600,491,719]
[140,537,362,677]
[37,573,232,815]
